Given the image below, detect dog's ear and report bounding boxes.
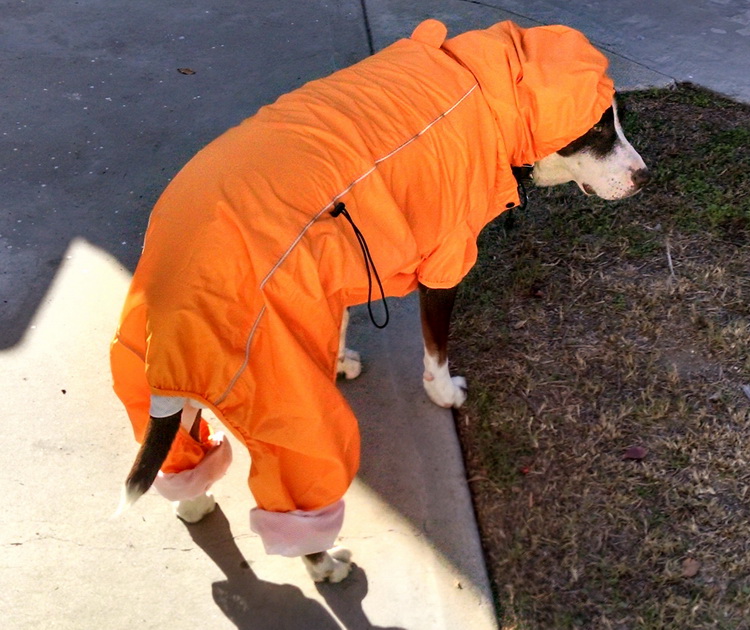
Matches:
[411,19,448,48]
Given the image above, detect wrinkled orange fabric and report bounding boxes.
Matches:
[111,20,613,513]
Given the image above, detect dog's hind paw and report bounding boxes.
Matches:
[337,348,362,380]
[174,492,216,523]
[303,546,353,583]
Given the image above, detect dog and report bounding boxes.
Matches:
[113,19,648,584]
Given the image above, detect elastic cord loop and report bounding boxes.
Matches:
[331,202,389,329]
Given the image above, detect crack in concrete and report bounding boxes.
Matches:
[456,0,545,24]
[360,0,375,54]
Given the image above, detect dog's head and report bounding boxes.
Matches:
[532,100,649,200]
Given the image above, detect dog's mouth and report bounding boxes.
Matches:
[579,181,645,201]
[580,182,596,196]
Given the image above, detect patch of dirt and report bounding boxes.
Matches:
[451,84,750,629]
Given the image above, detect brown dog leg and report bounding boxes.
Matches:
[418,282,467,408]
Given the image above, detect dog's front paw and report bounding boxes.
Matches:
[174,492,216,523]
[337,348,362,380]
[423,373,467,408]
[303,546,353,583]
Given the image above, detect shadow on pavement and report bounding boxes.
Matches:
[316,571,407,630]
[186,506,406,630]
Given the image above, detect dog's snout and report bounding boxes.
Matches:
[631,168,651,189]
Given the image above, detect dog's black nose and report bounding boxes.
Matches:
[631,168,651,189]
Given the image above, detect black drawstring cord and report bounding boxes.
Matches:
[331,201,390,329]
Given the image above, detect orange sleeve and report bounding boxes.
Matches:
[416,222,478,289]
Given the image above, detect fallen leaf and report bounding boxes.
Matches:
[622,445,647,461]
[682,557,700,578]
[177,67,196,75]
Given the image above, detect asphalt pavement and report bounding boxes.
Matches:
[3,1,750,629]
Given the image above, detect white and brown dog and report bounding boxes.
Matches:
[117,21,648,584]
[422,99,648,413]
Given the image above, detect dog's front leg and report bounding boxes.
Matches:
[419,283,467,408]
[337,307,362,379]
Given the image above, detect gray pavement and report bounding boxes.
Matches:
[3,1,750,629]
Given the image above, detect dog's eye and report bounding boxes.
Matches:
[591,124,604,133]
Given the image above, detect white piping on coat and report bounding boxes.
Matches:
[216,83,480,406]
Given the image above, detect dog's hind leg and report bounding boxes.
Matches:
[419,283,467,408]
[173,403,218,523]
[303,547,353,583]
[123,398,232,524]
[245,292,358,578]
[174,492,216,523]
[336,307,361,379]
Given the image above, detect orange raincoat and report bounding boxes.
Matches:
[112,20,613,555]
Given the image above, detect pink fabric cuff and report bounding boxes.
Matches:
[153,433,232,501]
[249,500,345,557]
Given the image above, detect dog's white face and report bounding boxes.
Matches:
[532,100,649,200]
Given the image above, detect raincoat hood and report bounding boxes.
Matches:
[439,20,614,165]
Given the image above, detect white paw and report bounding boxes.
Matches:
[174,492,216,523]
[303,546,353,583]
[337,348,362,380]
[423,373,467,408]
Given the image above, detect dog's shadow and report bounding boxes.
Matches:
[186,506,406,630]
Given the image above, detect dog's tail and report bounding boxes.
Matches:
[115,412,181,516]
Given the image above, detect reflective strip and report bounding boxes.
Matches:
[215,304,266,405]
[217,83,480,406]
[259,83,480,291]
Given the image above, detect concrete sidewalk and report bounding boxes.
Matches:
[4,1,749,629]
[2,3,497,629]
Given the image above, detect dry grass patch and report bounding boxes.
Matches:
[451,84,750,629]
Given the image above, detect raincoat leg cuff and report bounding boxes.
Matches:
[249,500,345,557]
[152,432,232,501]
